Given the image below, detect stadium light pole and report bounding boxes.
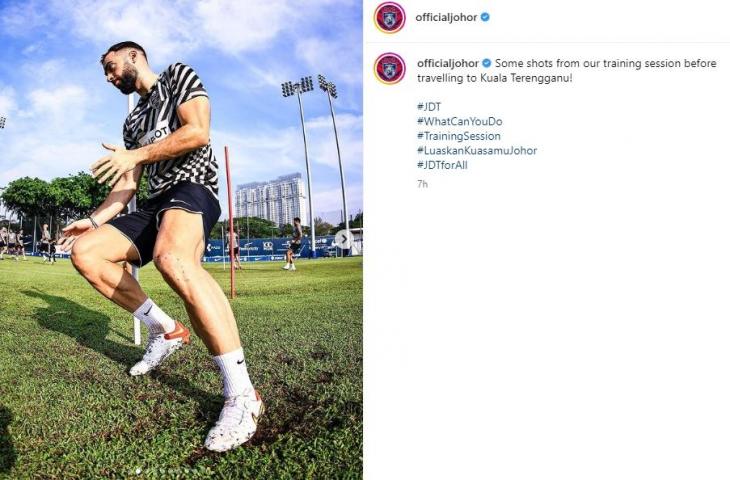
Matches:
[317,75,350,255]
[127,94,141,346]
[282,76,317,258]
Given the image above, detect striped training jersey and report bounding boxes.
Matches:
[123,63,218,199]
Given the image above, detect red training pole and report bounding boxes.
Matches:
[225,146,236,298]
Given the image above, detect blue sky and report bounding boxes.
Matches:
[0,0,362,223]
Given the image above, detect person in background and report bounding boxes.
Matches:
[16,229,27,261]
[40,224,52,263]
[283,217,302,272]
[0,227,7,260]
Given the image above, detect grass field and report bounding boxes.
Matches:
[0,256,362,479]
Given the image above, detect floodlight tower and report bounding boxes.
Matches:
[282,76,317,257]
[0,116,6,129]
[318,75,350,253]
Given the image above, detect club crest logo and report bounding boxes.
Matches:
[374,2,405,34]
[374,53,406,85]
[149,90,161,109]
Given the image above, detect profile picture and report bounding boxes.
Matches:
[374,52,406,84]
[374,2,406,34]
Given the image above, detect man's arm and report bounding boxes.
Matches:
[91,165,143,225]
[136,97,210,165]
[91,97,211,186]
[58,165,142,252]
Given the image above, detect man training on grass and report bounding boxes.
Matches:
[58,41,263,452]
[282,217,302,271]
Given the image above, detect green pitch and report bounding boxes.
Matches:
[0,257,362,479]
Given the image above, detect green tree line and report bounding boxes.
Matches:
[2,172,362,240]
[213,212,363,240]
[1,171,150,234]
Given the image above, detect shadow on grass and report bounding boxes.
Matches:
[0,406,15,474]
[21,290,223,426]
[20,289,354,461]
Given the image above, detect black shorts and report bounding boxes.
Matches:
[289,241,301,254]
[107,181,221,267]
[233,247,240,255]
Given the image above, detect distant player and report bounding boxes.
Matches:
[49,233,59,264]
[0,227,7,260]
[232,230,242,270]
[283,217,302,271]
[40,224,52,262]
[7,229,17,261]
[16,229,27,260]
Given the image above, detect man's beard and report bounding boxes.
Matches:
[116,64,137,94]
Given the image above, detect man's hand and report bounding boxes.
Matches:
[58,218,95,252]
[91,143,140,187]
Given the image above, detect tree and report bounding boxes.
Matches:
[334,211,363,232]
[1,177,52,219]
[2,170,151,226]
[314,217,334,237]
[280,224,294,236]
[210,216,280,240]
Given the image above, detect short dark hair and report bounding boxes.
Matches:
[294,217,301,223]
[100,41,147,64]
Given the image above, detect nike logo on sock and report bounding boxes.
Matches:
[144,305,153,316]
[237,359,245,365]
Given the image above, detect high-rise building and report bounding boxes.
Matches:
[234,173,308,226]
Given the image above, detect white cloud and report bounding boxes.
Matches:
[195,0,292,55]
[21,59,65,82]
[312,183,363,218]
[0,86,18,116]
[18,85,94,130]
[41,0,306,62]
[22,43,45,56]
[296,35,362,87]
[0,83,111,185]
[211,113,361,181]
[0,135,101,186]
[0,0,50,36]
[3,0,363,67]
[53,0,199,61]
[305,113,363,170]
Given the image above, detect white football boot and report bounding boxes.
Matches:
[129,321,190,376]
[282,263,290,270]
[205,390,264,452]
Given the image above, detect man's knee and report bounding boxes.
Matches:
[70,237,97,274]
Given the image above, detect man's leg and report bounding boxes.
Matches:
[153,210,242,355]
[153,209,261,451]
[71,225,188,375]
[70,225,146,311]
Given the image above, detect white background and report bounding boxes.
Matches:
[365,1,730,478]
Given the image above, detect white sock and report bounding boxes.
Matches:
[133,298,176,335]
[213,347,255,398]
